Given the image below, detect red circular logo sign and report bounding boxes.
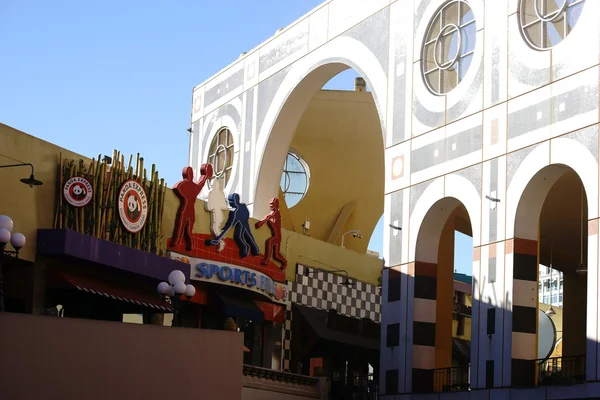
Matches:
[118,180,148,233]
[63,177,93,207]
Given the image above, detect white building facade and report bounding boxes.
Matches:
[190,0,600,398]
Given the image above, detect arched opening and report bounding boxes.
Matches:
[254,61,385,255]
[511,165,588,387]
[412,197,474,393]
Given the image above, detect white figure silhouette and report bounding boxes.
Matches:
[205,178,229,252]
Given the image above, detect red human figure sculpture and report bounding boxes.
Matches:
[255,198,287,270]
[170,164,213,250]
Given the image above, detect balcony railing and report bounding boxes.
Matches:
[433,366,470,392]
[242,364,319,387]
[330,374,378,400]
[538,355,586,386]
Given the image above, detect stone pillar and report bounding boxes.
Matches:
[510,238,538,387]
[587,219,599,380]
[411,260,437,393]
[434,221,454,371]
[474,242,506,389]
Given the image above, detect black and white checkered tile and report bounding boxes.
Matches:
[282,264,381,371]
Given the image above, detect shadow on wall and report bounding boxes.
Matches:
[0,312,243,400]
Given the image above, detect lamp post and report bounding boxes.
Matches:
[0,215,27,312]
[157,270,196,327]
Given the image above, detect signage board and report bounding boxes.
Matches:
[169,252,288,305]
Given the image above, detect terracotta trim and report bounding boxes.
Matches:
[472,247,481,262]
[514,238,537,256]
[489,242,497,258]
[589,219,599,236]
[505,239,514,255]
[415,261,437,277]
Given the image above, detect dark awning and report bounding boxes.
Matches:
[216,292,264,322]
[452,338,471,363]
[293,304,379,350]
[37,229,188,282]
[58,270,172,312]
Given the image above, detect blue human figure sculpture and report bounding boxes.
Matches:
[205,193,260,258]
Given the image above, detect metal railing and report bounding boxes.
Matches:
[538,355,586,386]
[330,374,378,400]
[242,364,319,387]
[433,366,470,392]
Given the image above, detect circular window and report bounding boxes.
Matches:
[207,128,234,185]
[422,0,477,95]
[280,152,310,208]
[519,0,585,51]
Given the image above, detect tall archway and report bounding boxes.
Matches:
[411,197,474,393]
[509,164,589,387]
[252,35,388,219]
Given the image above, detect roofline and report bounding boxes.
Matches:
[192,0,331,91]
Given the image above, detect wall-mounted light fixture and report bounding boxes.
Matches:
[303,265,353,287]
[0,163,43,187]
[389,223,402,238]
[341,230,362,248]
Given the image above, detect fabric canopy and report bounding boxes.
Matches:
[215,292,264,322]
[294,304,379,350]
[59,271,172,312]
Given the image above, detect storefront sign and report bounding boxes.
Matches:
[170,252,287,304]
[63,177,93,207]
[118,179,148,233]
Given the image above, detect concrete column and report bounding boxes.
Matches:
[411,260,437,393]
[510,238,538,387]
[434,220,454,371]
[588,219,599,380]
[475,242,506,389]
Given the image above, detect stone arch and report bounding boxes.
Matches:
[252,35,387,218]
[506,139,599,240]
[409,174,482,263]
[505,138,597,386]
[409,187,478,393]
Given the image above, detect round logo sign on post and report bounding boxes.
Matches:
[118,179,148,233]
[63,177,93,207]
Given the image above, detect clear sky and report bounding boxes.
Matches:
[0,0,472,275]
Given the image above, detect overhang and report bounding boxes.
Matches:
[37,229,189,282]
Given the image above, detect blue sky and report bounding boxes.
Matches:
[0,0,472,275]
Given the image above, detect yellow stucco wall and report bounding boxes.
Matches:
[0,123,382,286]
[280,90,384,254]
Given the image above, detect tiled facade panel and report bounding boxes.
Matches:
[192,0,600,396]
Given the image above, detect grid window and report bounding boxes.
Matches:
[519,0,585,51]
[207,128,234,186]
[280,151,310,208]
[422,0,477,95]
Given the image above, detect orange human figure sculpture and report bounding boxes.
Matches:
[170,164,213,250]
[255,198,287,270]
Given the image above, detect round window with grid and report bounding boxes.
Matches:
[280,152,310,208]
[207,128,234,185]
[422,0,477,95]
[519,0,585,51]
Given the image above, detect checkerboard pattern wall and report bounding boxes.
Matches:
[282,264,381,371]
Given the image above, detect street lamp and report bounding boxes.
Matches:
[157,270,196,327]
[0,215,26,312]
